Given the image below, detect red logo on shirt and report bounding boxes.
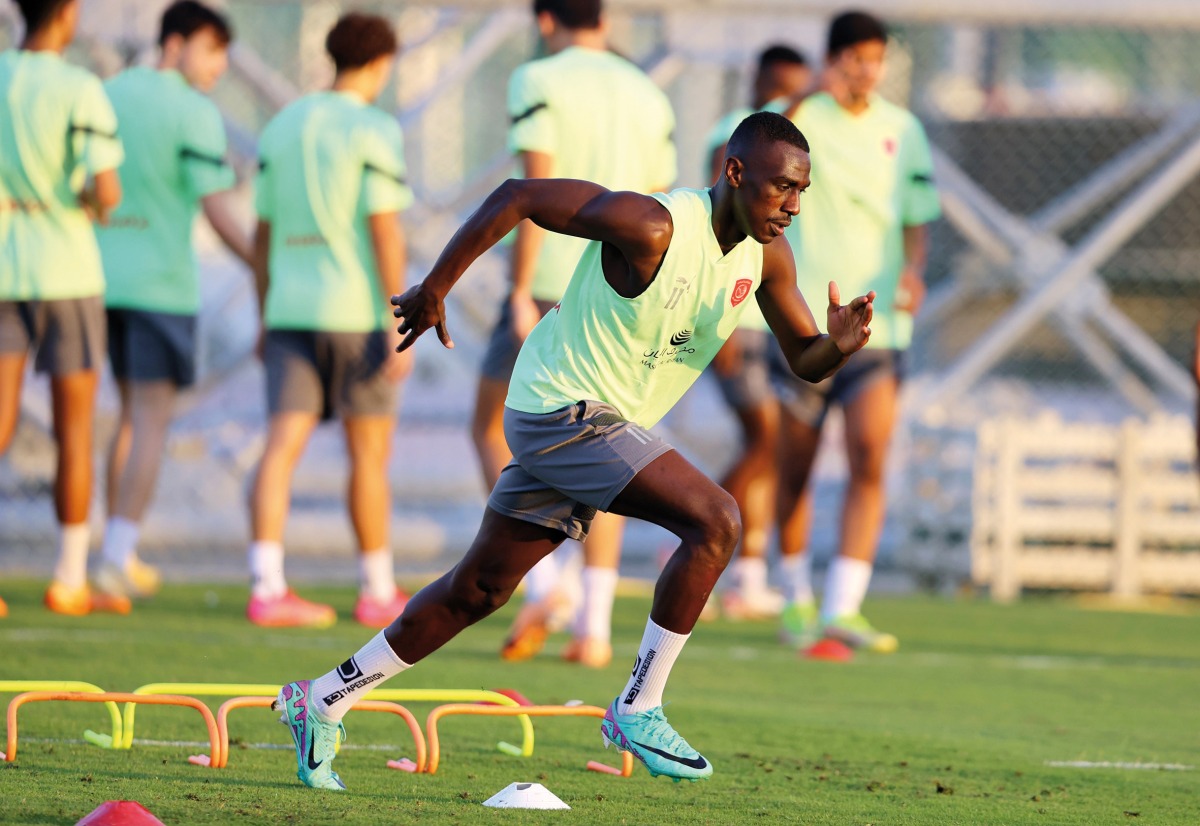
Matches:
[731,279,753,307]
[883,137,897,156]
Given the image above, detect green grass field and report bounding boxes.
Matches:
[1,579,1197,825]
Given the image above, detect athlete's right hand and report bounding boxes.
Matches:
[392,282,454,352]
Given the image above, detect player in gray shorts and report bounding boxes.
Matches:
[0,297,107,376]
[107,309,198,388]
[264,329,397,420]
[770,346,904,430]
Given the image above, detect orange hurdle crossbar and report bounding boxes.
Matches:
[6,692,219,766]
[0,681,121,748]
[425,703,632,777]
[215,696,427,771]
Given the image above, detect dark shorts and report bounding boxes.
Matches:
[0,296,106,375]
[479,299,520,382]
[265,329,397,421]
[711,329,776,411]
[488,401,673,541]
[107,307,197,388]
[772,347,905,429]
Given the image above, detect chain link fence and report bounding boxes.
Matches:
[2,1,1197,591]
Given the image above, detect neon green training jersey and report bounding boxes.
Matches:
[508,46,676,302]
[255,90,413,333]
[507,187,764,428]
[98,67,235,314]
[0,49,123,300]
[788,92,940,350]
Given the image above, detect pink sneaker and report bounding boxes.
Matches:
[247,590,337,628]
[353,590,409,628]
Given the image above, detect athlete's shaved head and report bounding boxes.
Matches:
[15,0,74,33]
[534,0,602,30]
[727,111,809,160]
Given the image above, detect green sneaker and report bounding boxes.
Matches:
[822,613,899,653]
[273,680,347,791]
[779,600,818,648]
[601,699,713,781]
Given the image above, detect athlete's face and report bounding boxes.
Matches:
[828,39,886,101]
[174,27,229,93]
[730,140,809,245]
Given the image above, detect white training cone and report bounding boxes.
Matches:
[482,782,570,810]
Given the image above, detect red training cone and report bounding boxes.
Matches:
[76,801,166,826]
[803,638,855,662]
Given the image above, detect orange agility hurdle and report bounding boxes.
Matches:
[425,704,632,777]
[0,681,121,749]
[213,696,426,771]
[6,692,219,766]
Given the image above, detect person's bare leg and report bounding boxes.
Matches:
[565,511,625,666]
[773,408,823,644]
[105,380,132,518]
[344,414,406,624]
[470,375,512,491]
[0,353,27,456]
[50,371,99,526]
[249,412,320,543]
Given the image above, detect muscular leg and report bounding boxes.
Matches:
[470,375,511,491]
[721,398,781,562]
[249,411,320,542]
[50,370,99,525]
[566,511,625,665]
[837,376,898,564]
[343,414,394,552]
[109,380,176,522]
[0,353,27,456]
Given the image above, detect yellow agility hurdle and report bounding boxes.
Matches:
[7,692,219,766]
[0,680,121,749]
[425,704,633,777]
[115,683,535,756]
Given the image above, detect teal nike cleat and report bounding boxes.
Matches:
[273,679,347,791]
[601,699,713,782]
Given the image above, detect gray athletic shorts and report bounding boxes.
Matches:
[772,347,905,429]
[479,299,520,382]
[0,296,106,375]
[107,308,197,388]
[265,329,397,421]
[711,329,776,411]
[488,400,673,541]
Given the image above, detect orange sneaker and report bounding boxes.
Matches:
[561,636,612,668]
[353,590,409,628]
[247,590,336,628]
[500,599,554,662]
[44,581,131,616]
[0,595,8,618]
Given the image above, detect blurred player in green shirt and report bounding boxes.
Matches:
[248,13,413,629]
[94,1,251,607]
[0,0,124,617]
[474,0,677,670]
[702,44,809,622]
[775,11,941,654]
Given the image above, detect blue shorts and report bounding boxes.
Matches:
[771,347,905,429]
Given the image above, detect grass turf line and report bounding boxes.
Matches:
[0,581,1197,825]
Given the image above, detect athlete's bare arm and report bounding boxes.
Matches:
[392,178,672,351]
[756,235,874,382]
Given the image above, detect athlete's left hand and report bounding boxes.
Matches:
[392,282,454,352]
[826,281,874,356]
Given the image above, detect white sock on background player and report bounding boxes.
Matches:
[732,556,768,597]
[53,523,91,589]
[618,617,689,714]
[358,547,397,602]
[522,549,561,604]
[821,556,873,621]
[573,566,618,642]
[780,552,813,605]
[310,630,410,722]
[249,540,287,600]
[101,516,140,568]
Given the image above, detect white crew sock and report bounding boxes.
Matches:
[358,547,397,602]
[821,556,874,622]
[310,630,411,722]
[101,516,140,568]
[618,617,690,714]
[53,523,91,589]
[248,540,287,600]
[573,566,618,642]
[733,556,768,597]
[779,553,813,605]
[523,547,561,604]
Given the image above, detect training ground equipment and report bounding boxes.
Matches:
[482,782,570,810]
[0,680,122,748]
[75,801,165,826]
[803,638,855,662]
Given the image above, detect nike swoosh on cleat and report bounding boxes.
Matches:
[307,737,322,771]
[632,741,708,770]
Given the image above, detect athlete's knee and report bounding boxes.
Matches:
[448,569,516,623]
[847,439,889,485]
[693,491,742,563]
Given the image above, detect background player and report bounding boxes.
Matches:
[95,0,252,605]
[775,11,941,652]
[275,112,875,790]
[248,12,413,629]
[472,0,677,667]
[703,44,809,620]
[0,0,125,616]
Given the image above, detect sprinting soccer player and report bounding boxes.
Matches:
[774,11,940,652]
[0,0,125,616]
[94,1,251,605]
[275,111,875,788]
[247,12,414,629]
[702,44,809,621]
[472,0,677,668]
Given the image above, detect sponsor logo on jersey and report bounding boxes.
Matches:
[731,278,753,307]
[669,329,693,346]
